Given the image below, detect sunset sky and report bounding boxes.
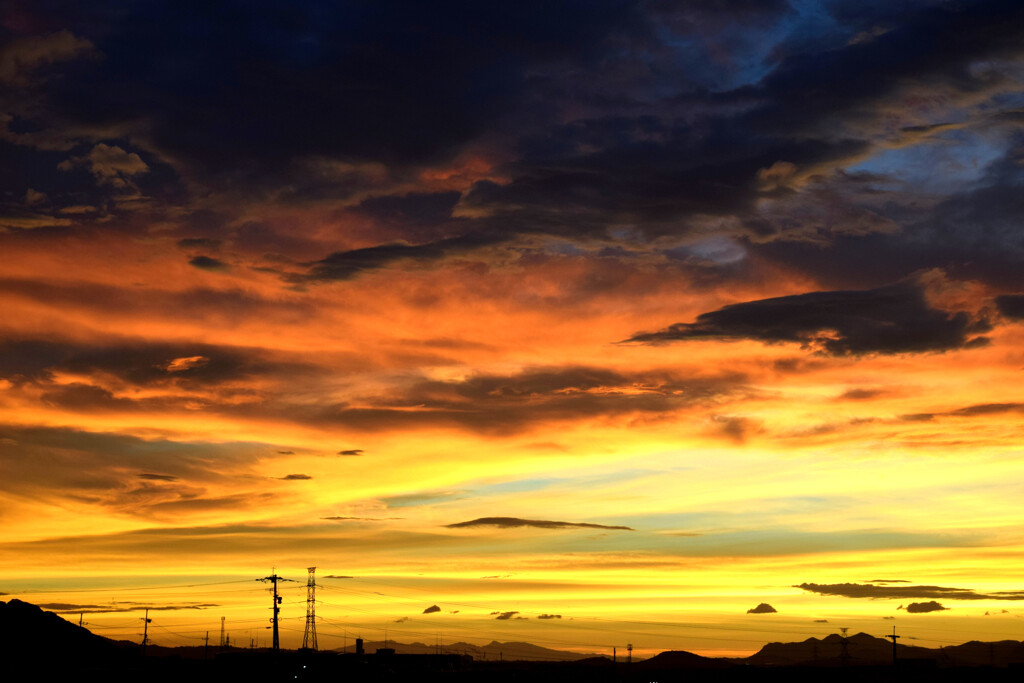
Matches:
[3,0,1024,657]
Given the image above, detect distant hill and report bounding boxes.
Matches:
[635,649,731,670]
[334,638,597,661]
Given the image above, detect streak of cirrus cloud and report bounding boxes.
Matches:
[2,0,1024,656]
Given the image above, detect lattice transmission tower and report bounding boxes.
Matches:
[302,566,318,650]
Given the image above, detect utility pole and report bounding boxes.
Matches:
[140,609,152,656]
[204,631,209,659]
[302,566,318,651]
[627,643,633,665]
[257,569,293,652]
[220,616,226,648]
[885,626,900,666]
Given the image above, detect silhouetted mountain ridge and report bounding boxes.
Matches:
[748,632,1024,667]
[334,638,596,661]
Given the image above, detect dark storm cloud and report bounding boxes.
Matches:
[796,583,1024,601]
[276,473,312,481]
[422,605,441,614]
[6,0,1022,289]
[901,601,948,613]
[446,517,633,531]
[743,1,1024,137]
[33,0,646,180]
[494,611,520,620]
[995,295,1024,320]
[337,449,364,456]
[747,603,777,614]
[624,281,990,355]
[460,135,869,241]
[537,614,562,619]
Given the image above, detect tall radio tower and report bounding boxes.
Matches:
[303,566,318,651]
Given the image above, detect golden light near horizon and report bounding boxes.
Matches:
[4,0,1024,661]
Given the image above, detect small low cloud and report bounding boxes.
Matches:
[813,619,828,623]
[189,255,229,271]
[422,604,441,614]
[537,614,562,619]
[494,611,519,620]
[164,355,209,372]
[747,603,777,614]
[277,450,294,455]
[900,601,948,613]
[58,143,149,186]
[323,575,353,579]
[277,473,312,480]
[321,516,387,521]
[840,388,888,400]
[338,449,364,456]
[394,617,408,623]
[446,517,633,531]
[138,473,177,481]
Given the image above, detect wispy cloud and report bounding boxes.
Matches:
[797,583,1024,600]
[446,517,633,531]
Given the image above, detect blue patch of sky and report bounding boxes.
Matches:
[845,131,1005,193]
[610,497,850,531]
[467,468,668,497]
[380,490,467,508]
